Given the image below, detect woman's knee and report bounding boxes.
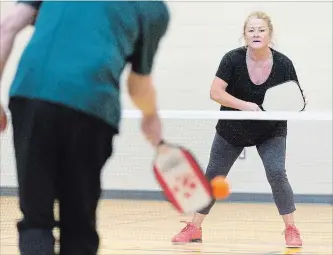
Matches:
[204,133,241,180]
[266,169,288,186]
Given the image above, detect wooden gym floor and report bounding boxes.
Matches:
[1,196,332,254]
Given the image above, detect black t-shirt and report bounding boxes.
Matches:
[215,47,299,147]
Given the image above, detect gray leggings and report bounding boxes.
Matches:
[198,133,296,216]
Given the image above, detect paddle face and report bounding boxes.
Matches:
[152,142,213,214]
[262,80,307,111]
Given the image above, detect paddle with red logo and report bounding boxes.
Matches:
[152,141,213,214]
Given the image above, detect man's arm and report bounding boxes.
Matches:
[0,2,40,78]
[0,1,41,133]
[126,3,169,145]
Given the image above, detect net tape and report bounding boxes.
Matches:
[3,110,332,121]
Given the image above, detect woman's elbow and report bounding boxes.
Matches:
[210,78,227,101]
[210,87,221,101]
[209,89,215,101]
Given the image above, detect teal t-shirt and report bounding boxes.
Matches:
[10,1,169,131]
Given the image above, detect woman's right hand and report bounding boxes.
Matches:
[241,102,262,111]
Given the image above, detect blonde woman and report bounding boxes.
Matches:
[171,11,302,248]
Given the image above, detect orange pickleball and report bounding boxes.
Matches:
[210,176,230,199]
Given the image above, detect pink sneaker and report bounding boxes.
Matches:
[284,224,303,248]
[171,221,202,244]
